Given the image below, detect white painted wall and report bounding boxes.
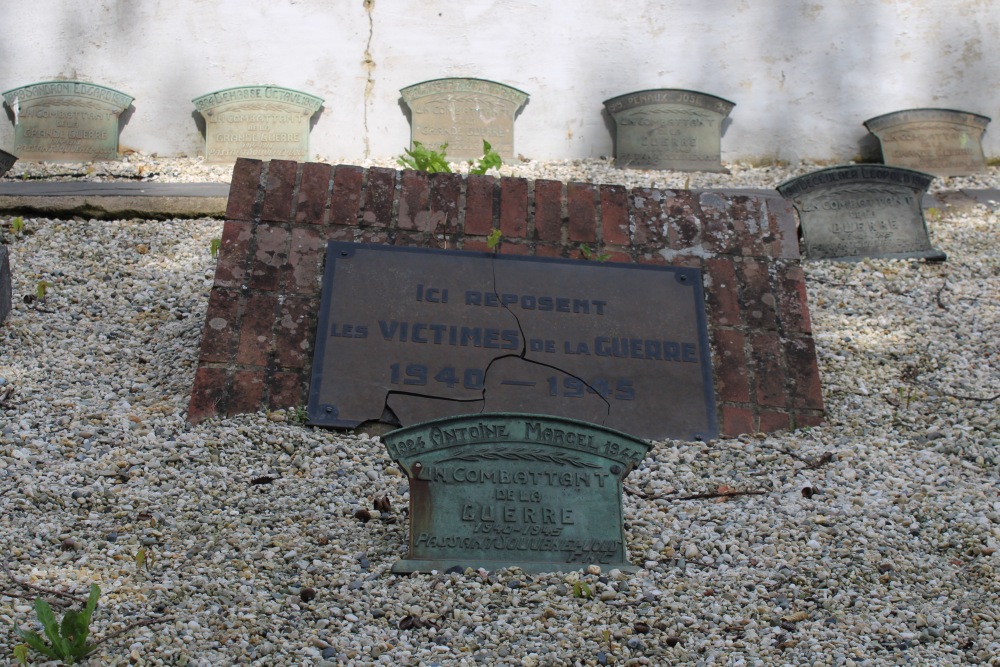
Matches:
[1,0,998,163]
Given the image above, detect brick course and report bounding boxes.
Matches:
[188,158,825,437]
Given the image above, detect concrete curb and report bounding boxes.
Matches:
[0,182,230,220]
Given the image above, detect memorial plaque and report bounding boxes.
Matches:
[192,86,323,164]
[400,78,529,160]
[777,165,945,261]
[2,81,133,161]
[0,149,16,177]
[0,246,11,325]
[383,413,651,573]
[604,89,735,172]
[864,108,990,177]
[308,242,717,441]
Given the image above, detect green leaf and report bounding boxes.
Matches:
[17,630,60,659]
[210,238,221,258]
[398,141,452,173]
[70,585,99,654]
[580,244,593,259]
[469,139,502,175]
[13,643,31,666]
[33,598,69,658]
[486,229,503,251]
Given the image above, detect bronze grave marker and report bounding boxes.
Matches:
[2,81,133,161]
[777,165,944,261]
[308,242,717,442]
[604,89,735,172]
[0,246,11,325]
[864,108,990,177]
[0,149,16,177]
[193,86,323,164]
[400,78,529,160]
[383,413,651,573]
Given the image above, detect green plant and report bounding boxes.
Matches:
[36,281,52,302]
[135,547,155,572]
[210,238,222,258]
[289,406,309,424]
[468,140,501,175]
[10,217,26,235]
[17,584,99,665]
[571,580,593,599]
[579,244,610,262]
[398,141,452,173]
[13,643,30,666]
[486,229,503,252]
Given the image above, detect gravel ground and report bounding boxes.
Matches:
[0,156,998,667]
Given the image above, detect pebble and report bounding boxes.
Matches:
[0,158,998,666]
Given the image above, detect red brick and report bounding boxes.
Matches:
[228,370,266,416]
[260,160,298,222]
[534,243,563,258]
[784,336,825,410]
[187,367,230,424]
[728,196,766,257]
[533,179,563,242]
[740,259,778,331]
[285,226,326,295]
[235,293,278,366]
[705,258,741,327]
[429,171,463,234]
[758,411,791,433]
[670,256,702,269]
[774,261,812,334]
[398,170,432,231]
[603,249,633,264]
[567,182,597,242]
[270,372,305,411]
[225,158,262,221]
[275,296,315,369]
[198,288,241,363]
[600,185,629,245]
[500,177,529,239]
[629,189,665,247]
[502,242,531,256]
[328,165,364,226]
[700,192,740,255]
[722,406,754,438]
[463,239,490,253]
[213,221,252,288]
[664,191,700,250]
[357,229,388,245]
[795,413,825,429]
[712,329,750,403]
[635,251,668,265]
[361,167,396,227]
[768,198,801,260]
[751,333,787,408]
[249,225,290,291]
[296,162,333,225]
[464,174,496,235]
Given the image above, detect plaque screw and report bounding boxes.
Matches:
[325,406,333,413]
[340,251,349,257]
[679,275,687,282]
[610,465,621,475]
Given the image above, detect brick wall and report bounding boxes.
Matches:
[188,158,825,437]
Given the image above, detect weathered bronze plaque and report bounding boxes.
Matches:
[192,86,323,164]
[383,413,651,573]
[2,81,133,161]
[400,78,529,160]
[0,245,11,325]
[864,108,990,177]
[308,243,717,441]
[777,165,945,261]
[604,89,735,172]
[0,149,15,177]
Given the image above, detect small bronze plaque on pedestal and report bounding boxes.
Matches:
[2,81,133,161]
[0,149,15,177]
[777,165,944,261]
[308,242,716,442]
[864,108,990,177]
[193,86,323,164]
[383,413,651,573]
[604,89,735,172]
[400,78,529,160]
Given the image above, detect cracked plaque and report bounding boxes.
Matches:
[383,413,652,573]
[308,242,717,441]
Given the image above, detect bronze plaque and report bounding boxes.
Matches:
[777,165,945,261]
[2,81,133,161]
[400,78,529,160]
[0,246,11,325]
[604,89,735,172]
[193,86,323,164]
[864,108,990,177]
[308,243,716,441]
[0,149,15,177]
[383,413,652,573]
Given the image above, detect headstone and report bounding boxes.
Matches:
[382,413,651,573]
[777,165,945,261]
[1,81,133,161]
[308,242,717,441]
[192,86,324,164]
[0,149,16,177]
[864,108,990,177]
[400,78,529,160]
[0,245,12,325]
[604,89,735,172]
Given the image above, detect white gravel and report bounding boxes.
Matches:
[0,156,998,667]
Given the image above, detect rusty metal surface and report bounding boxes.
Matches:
[383,413,651,573]
[777,165,945,261]
[864,108,991,177]
[308,242,717,441]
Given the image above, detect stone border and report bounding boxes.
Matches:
[188,158,825,437]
